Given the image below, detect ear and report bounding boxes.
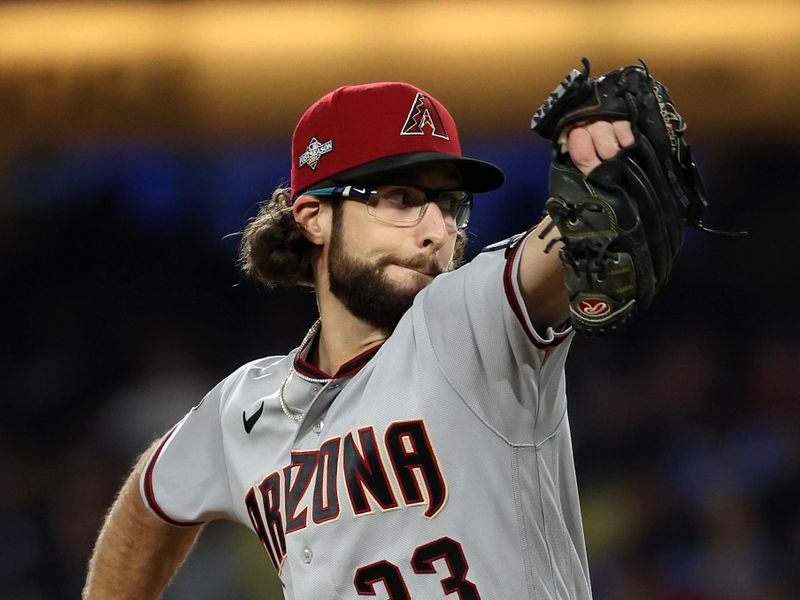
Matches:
[292,194,329,246]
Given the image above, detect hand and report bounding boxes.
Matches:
[567,120,635,176]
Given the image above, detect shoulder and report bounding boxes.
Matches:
[231,354,289,380]
[204,353,293,412]
[478,231,528,257]
[423,230,529,293]
[411,232,529,321]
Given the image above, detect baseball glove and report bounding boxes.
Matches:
[531,58,712,335]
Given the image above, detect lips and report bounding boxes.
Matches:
[383,255,443,278]
[398,264,440,277]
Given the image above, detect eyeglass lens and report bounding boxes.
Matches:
[366,186,471,230]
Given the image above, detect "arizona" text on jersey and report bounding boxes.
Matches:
[244,418,448,571]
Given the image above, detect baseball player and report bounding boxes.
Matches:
[83,80,637,599]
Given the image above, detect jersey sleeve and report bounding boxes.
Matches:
[139,377,235,526]
[416,229,573,442]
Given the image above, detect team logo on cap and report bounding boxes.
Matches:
[400,92,449,140]
[298,137,334,170]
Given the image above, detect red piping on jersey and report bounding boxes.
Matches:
[503,230,570,349]
[143,426,204,527]
[294,342,383,379]
[293,357,329,379]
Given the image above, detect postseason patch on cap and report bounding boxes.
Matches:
[298,137,334,171]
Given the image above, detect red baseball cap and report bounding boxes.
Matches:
[290,82,505,198]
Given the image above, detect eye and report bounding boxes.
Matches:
[436,191,467,215]
[379,187,422,207]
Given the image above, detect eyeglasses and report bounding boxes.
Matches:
[307,184,473,231]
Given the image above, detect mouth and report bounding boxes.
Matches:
[382,254,444,279]
[396,264,440,278]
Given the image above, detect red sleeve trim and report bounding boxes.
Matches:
[502,231,571,350]
[143,426,205,527]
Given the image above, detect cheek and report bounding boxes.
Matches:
[357,227,409,259]
[340,204,397,251]
[441,233,458,261]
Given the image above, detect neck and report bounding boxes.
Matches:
[309,272,388,376]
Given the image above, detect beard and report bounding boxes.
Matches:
[328,209,447,334]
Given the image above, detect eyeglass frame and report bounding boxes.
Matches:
[304,184,474,231]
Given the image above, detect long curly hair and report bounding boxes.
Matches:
[238,187,468,288]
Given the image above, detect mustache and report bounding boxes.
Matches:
[377,254,446,276]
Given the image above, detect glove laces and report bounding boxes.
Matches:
[538,203,619,282]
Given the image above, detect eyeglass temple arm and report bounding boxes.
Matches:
[307,186,373,200]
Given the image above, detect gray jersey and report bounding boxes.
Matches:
[140,232,590,599]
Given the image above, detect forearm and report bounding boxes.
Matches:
[518,216,570,332]
[83,442,203,600]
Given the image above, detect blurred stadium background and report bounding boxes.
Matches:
[1,1,798,599]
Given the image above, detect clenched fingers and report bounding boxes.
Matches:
[612,120,635,148]
[567,127,601,175]
[567,120,635,176]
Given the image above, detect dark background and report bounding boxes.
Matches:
[1,2,798,599]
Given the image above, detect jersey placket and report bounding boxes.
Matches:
[280,374,347,596]
[281,336,383,595]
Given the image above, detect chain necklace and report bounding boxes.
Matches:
[279,369,304,421]
[279,319,323,422]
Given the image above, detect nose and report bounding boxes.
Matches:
[416,201,450,248]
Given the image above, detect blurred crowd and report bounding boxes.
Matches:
[1,137,796,600]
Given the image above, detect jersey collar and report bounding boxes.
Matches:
[293,319,384,380]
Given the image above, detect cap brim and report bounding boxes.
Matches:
[329,151,505,193]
